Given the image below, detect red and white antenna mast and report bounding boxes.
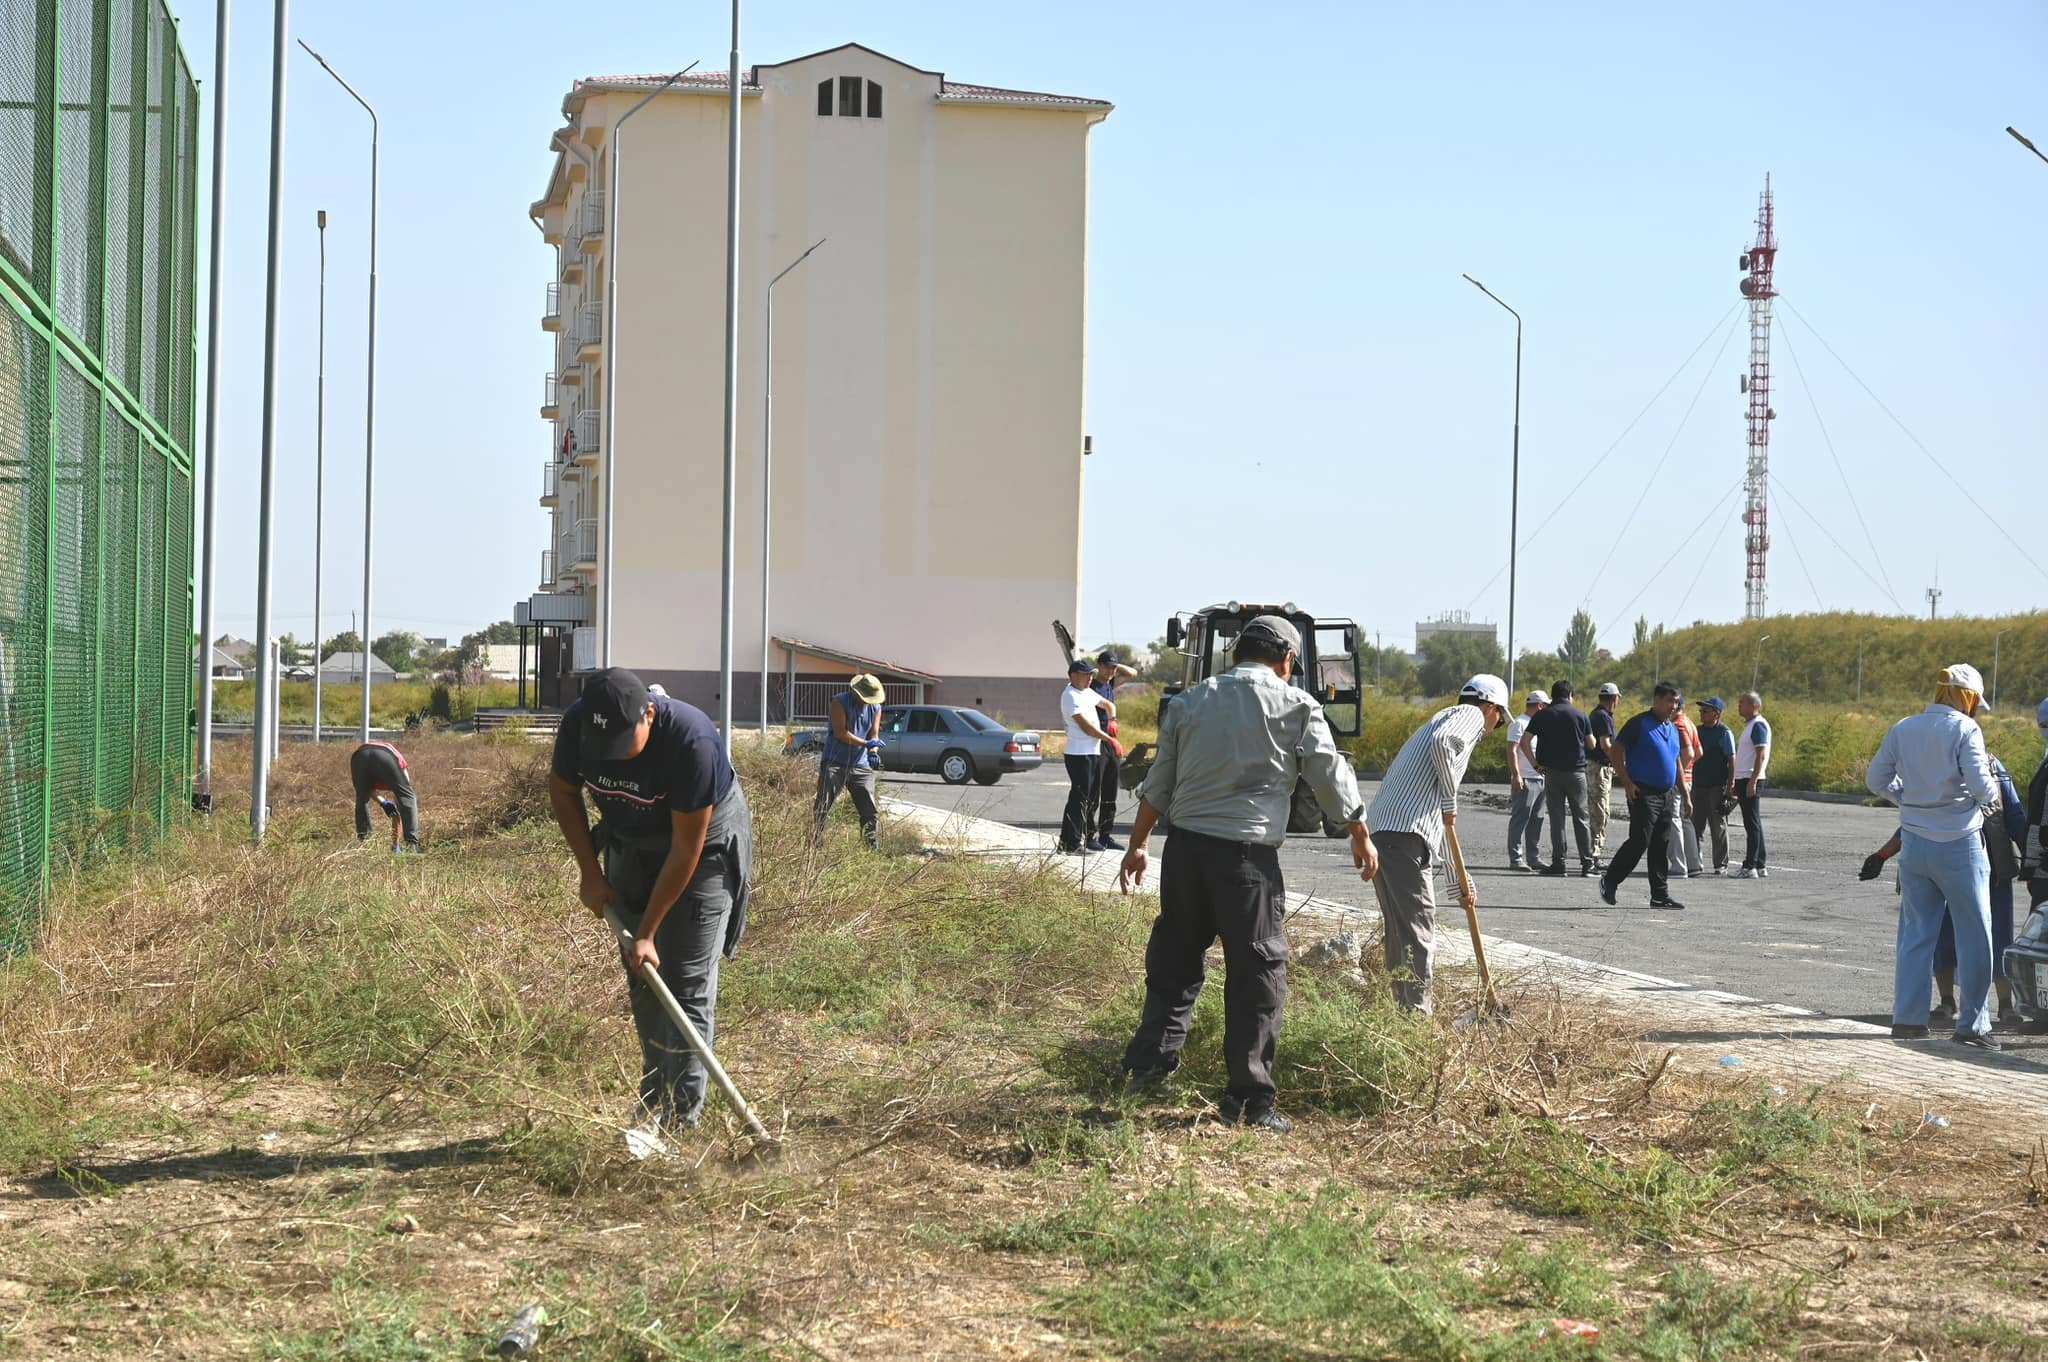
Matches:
[1738,176,1777,620]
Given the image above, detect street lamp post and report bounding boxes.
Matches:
[248,0,291,842]
[299,41,377,745]
[312,209,327,742]
[1752,634,1772,692]
[193,0,232,813]
[600,65,697,669]
[2009,127,2048,168]
[716,0,742,745]
[1462,274,1521,694]
[758,237,826,734]
[1992,629,2011,709]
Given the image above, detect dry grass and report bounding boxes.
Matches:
[1,734,2045,1359]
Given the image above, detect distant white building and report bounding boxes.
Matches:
[480,644,523,682]
[196,645,246,680]
[319,651,399,686]
[1415,611,1497,650]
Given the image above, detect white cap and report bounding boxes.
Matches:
[1526,689,1550,706]
[1598,682,1621,697]
[1939,663,1985,693]
[1461,673,1510,707]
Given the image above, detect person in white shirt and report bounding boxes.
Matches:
[1866,663,2001,1050]
[1730,691,1773,877]
[1504,690,1549,870]
[1057,659,1117,853]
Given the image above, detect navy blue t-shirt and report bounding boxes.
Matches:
[1588,706,1617,767]
[1617,711,1680,789]
[1526,701,1591,770]
[551,694,734,837]
[1693,722,1736,788]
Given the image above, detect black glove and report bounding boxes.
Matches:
[1858,854,1886,882]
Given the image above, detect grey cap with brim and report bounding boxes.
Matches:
[1238,614,1303,654]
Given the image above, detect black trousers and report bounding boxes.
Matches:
[1091,750,1120,839]
[1602,784,1673,900]
[1060,753,1100,850]
[349,744,420,846]
[1738,788,1767,869]
[1120,829,1289,1108]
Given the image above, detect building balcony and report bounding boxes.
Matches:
[578,191,607,256]
[540,459,560,507]
[573,406,601,466]
[561,243,584,286]
[540,548,556,589]
[569,517,599,570]
[540,371,559,421]
[573,299,604,362]
[542,282,561,332]
[559,360,586,389]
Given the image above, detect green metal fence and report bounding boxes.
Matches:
[0,0,199,952]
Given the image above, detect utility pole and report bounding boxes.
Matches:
[1461,275,1522,694]
[759,238,826,733]
[1856,639,1866,702]
[249,0,292,843]
[716,0,742,745]
[1925,583,1942,620]
[193,0,232,813]
[2009,126,2048,169]
[1993,629,2011,709]
[312,210,327,742]
[1752,633,1772,692]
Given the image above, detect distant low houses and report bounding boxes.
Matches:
[318,650,400,687]
[196,645,247,680]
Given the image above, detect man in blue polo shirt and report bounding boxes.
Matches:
[1598,681,1685,910]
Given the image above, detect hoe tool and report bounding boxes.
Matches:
[1442,824,1508,1019]
[603,908,779,1152]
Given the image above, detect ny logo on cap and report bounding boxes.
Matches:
[592,713,608,729]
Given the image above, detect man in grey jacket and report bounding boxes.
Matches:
[1114,615,1377,1132]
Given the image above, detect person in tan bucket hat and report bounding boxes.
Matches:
[814,674,887,850]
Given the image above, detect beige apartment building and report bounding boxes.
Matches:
[515,43,1111,725]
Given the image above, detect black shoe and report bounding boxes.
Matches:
[1953,1031,2001,1053]
[1890,1024,1929,1040]
[1580,863,1599,878]
[1649,896,1685,910]
[1097,835,1124,851]
[1219,1099,1291,1133]
[1123,1064,1175,1093]
[1598,879,1617,906]
[1537,865,1567,878]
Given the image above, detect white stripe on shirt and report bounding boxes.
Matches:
[1367,703,1489,856]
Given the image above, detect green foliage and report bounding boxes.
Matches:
[1608,609,2048,708]
[1561,609,1599,675]
[371,630,424,675]
[1419,631,1507,696]
[1142,636,1184,686]
[319,630,364,663]
[211,679,522,728]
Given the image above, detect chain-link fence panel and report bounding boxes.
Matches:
[0,0,198,954]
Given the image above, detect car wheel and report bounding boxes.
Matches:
[973,770,1002,786]
[940,750,974,785]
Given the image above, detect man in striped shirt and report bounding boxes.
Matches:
[1366,674,1511,1012]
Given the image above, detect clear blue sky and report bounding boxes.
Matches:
[185,0,2048,662]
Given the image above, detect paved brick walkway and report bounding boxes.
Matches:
[884,796,2048,1134]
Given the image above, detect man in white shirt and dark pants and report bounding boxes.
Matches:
[1368,674,1512,1012]
[1058,659,1116,853]
[1867,663,2002,1050]
[1732,691,1773,877]
[1504,690,1549,871]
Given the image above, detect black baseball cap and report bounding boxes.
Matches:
[579,667,652,759]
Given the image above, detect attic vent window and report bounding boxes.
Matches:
[815,76,883,119]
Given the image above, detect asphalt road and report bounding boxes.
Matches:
[880,766,2048,1070]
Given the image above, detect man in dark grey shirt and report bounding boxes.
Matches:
[1114,615,1376,1133]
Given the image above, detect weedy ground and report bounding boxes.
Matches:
[2,734,2046,1360]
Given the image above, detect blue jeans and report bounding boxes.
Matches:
[1894,830,1993,1036]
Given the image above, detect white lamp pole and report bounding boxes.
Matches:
[758,238,825,733]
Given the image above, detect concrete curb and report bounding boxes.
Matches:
[880,794,2048,1135]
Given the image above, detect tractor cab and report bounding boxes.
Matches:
[1163,603,1363,738]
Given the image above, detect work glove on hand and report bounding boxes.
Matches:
[1858,853,1886,882]
[1106,737,1124,760]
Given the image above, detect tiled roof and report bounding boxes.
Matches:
[934,80,1110,109]
[574,70,757,94]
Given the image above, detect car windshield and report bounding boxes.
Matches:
[951,709,1004,733]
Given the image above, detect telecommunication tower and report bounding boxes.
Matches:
[1737,177,1777,620]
